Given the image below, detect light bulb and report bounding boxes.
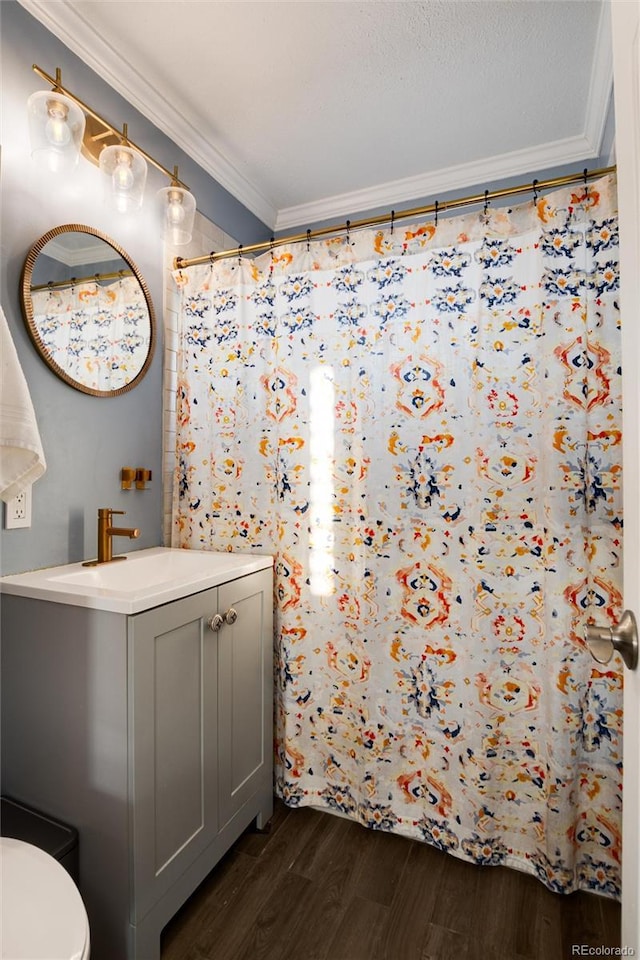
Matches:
[113,150,134,192]
[167,189,186,225]
[44,99,71,147]
[101,143,146,212]
[156,183,195,244]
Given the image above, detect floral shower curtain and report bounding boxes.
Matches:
[172,173,622,897]
[31,275,150,391]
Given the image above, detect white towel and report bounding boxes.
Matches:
[0,305,46,502]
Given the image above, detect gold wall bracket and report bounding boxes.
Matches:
[81,114,122,167]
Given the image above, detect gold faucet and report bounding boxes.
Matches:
[83,508,140,566]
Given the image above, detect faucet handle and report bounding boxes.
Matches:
[98,507,126,517]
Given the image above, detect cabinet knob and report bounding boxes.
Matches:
[207,613,224,632]
[225,607,238,625]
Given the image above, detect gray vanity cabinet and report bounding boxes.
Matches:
[129,570,273,928]
[217,573,272,828]
[1,563,273,960]
[129,588,220,923]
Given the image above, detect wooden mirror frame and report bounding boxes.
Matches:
[20,223,156,397]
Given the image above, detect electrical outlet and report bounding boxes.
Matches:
[5,486,32,529]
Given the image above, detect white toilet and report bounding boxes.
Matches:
[0,837,90,959]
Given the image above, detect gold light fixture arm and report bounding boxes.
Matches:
[32,64,189,191]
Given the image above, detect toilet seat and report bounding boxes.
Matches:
[0,837,90,959]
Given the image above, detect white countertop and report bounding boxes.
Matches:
[0,546,273,614]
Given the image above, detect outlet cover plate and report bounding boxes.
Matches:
[5,487,32,529]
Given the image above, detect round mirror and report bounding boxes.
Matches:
[20,224,156,397]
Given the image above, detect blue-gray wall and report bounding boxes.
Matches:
[0,0,271,576]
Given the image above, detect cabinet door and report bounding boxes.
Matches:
[218,569,273,829]
[128,587,219,921]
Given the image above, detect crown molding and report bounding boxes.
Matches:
[16,0,278,229]
[45,237,120,267]
[274,133,601,231]
[583,0,614,152]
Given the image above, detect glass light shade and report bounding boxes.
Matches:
[99,144,147,213]
[157,184,196,245]
[27,90,86,173]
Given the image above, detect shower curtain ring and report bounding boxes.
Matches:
[307,229,311,252]
[346,220,351,244]
[532,180,539,204]
[238,244,243,265]
[434,200,439,227]
[390,210,395,235]
[483,190,490,215]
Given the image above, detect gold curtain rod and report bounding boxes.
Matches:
[33,65,189,190]
[30,268,134,292]
[174,163,616,271]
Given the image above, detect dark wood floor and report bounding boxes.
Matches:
[161,799,621,960]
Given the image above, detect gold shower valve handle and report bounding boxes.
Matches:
[584,610,638,670]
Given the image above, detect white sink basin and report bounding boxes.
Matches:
[52,548,232,591]
[0,547,273,614]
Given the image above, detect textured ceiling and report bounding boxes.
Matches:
[18,0,611,230]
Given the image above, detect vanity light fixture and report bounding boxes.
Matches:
[28,64,196,244]
[26,69,85,172]
[99,125,147,213]
[157,167,196,246]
